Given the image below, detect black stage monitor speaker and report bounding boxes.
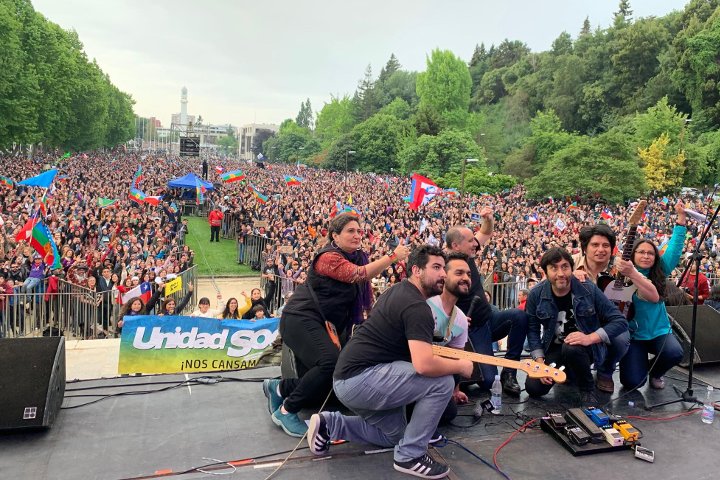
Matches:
[667,305,720,367]
[0,337,65,430]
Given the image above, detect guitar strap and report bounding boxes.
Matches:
[428,300,457,345]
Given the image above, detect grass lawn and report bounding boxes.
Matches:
[184,216,255,276]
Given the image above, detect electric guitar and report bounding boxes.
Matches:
[432,345,567,383]
[596,200,647,319]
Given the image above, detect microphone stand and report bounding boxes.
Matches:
[646,200,720,410]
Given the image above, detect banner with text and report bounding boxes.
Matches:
[118,315,279,374]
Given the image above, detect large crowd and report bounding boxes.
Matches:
[0,150,715,337]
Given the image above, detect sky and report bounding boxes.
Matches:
[31,0,690,129]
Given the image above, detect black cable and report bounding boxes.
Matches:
[442,439,511,480]
[64,375,268,392]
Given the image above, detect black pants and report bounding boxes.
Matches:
[278,314,339,413]
[525,342,594,397]
[210,226,220,242]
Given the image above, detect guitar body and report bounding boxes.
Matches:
[597,273,636,319]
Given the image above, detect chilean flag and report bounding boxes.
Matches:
[600,209,613,220]
[215,165,225,174]
[528,213,539,225]
[119,282,152,305]
[408,173,439,210]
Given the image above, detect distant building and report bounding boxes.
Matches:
[239,123,279,160]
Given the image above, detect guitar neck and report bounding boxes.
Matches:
[431,345,523,370]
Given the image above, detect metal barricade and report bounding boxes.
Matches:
[239,233,272,267]
[222,212,240,239]
[259,273,287,315]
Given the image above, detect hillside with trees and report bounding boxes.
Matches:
[264,0,720,201]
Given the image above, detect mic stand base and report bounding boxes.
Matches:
[645,384,698,410]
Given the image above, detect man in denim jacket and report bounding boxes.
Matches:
[526,248,629,401]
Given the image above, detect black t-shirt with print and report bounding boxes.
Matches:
[334,280,434,381]
[550,291,577,346]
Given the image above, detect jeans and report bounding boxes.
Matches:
[619,333,684,389]
[278,315,339,413]
[596,330,631,378]
[468,308,528,389]
[327,361,454,463]
[21,277,41,294]
[525,342,594,397]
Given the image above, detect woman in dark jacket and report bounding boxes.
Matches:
[263,213,410,437]
[116,285,163,334]
[158,283,194,316]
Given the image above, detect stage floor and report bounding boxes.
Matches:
[2,364,719,480]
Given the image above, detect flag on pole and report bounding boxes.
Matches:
[168,202,178,214]
[18,220,61,269]
[98,198,119,208]
[408,173,439,210]
[661,197,669,206]
[600,209,614,220]
[284,175,303,186]
[18,169,58,188]
[195,177,206,205]
[132,165,143,188]
[555,218,567,232]
[568,202,579,210]
[120,282,152,305]
[38,190,49,217]
[128,188,146,204]
[220,170,246,183]
[0,176,14,188]
[215,165,225,174]
[145,195,162,207]
[248,184,268,204]
[527,213,539,225]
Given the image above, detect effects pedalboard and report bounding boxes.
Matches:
[541,407,638,457]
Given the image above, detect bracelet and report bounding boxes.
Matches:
[388,252,398,263]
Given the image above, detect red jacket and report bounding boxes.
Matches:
[208,210,224,227]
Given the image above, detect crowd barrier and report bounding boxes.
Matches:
[0,265,197,340]
[238,233,273,268]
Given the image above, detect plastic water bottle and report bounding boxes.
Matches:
[490,374,502,414]
[702,386,715,425]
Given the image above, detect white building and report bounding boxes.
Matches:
[239,123,279,160]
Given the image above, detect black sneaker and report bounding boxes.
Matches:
[500,368,521,397]
[393,453,450,479]
[307,413,331,455]
[428,430,446,446]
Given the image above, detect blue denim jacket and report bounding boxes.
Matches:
[526,277,628,364]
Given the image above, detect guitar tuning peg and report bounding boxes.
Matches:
[558,365,566,371]
[549,362,556,368]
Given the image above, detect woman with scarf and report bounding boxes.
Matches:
[263,213,410,437]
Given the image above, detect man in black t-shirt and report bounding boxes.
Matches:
[446,220,528,397]
[307,245,474,480]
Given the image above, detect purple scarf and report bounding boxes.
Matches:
[345,248,372,325]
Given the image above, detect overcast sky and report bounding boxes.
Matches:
[31,0,689,128]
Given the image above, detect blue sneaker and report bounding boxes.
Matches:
[263,379,283,414]
[271,407,308,438]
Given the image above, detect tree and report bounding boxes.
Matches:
[416,49,472,113]
[527,132,645,202]
[632,96,688,149]
[352,64,378,122]
[639,133,686,191]
[295,98,314,129]
[613,0,633,28]
[398,129,482,179]
[580,17,591,36]
[315,96,355,147]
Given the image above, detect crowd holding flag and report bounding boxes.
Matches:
[527,213,540,225]
[132,165,143,189]
[215,165,225,174]
[330,201,360,218]
[600,209,614,220]
[220,170,246,183]
[18,169,58,188]
[15,216,61,269]
[145,195,162,207]
[555,218,567,232]
[568,201,579,210]
[119,281,152,305]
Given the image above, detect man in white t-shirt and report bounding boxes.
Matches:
[423,252,473,438]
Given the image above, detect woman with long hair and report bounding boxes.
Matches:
[116,284,163,334]
[617,202,687,390]
[241,288,267,319]
[158,283,194,316]
[263,212,410,437]
[220,293,252,319]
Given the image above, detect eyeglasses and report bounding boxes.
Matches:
[635,250,655,257]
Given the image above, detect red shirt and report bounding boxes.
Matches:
[681,272,710,304]
[208,210,224,227]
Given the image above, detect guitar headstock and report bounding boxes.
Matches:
[627,200,648,226]
[518,359,567,383]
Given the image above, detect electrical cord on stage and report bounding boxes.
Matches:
[61,376,223,409]
[493,417,539,479]
[441,439,511,480]
[64,375,266,392]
